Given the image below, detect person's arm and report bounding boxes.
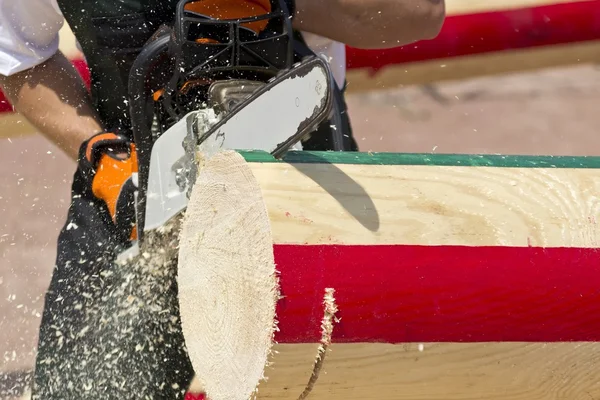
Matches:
[293,0,445,49]
[0,0,103,161]
[0,51,103,161]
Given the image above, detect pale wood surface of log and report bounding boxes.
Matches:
[247,161,600,247]
[256,342,600,399]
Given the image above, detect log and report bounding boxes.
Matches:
[178,150,600,400]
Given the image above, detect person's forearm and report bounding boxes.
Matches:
[0,51,103,160]
[293,0,445,49]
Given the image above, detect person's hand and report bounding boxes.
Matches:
[78,132,139,242]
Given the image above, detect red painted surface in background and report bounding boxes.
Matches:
[1,1,599,115]
[346,0,600,72]
[271,244,600,343]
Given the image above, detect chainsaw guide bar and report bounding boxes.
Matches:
[140,56,333,237]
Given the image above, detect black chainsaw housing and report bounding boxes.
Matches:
[128,0,298,240]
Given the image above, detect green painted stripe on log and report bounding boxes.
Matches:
[239,150,600,168]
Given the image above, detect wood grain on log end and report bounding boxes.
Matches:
[178,150,279,400]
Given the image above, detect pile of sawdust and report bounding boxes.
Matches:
[32,215,195,399]
[0,371,32,400]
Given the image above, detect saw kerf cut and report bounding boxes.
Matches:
[296,288,339,400]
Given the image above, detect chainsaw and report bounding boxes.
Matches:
[122,0,339,251]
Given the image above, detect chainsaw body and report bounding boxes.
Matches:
[125,0,337,245]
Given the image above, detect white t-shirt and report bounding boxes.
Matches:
[0,0,346,86]
[0,0,64,76]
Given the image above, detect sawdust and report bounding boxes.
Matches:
[296,288,339,400]
[0,371,32,399]
[31,215,194,399]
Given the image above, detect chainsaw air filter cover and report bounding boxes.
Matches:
[173,0,294,79]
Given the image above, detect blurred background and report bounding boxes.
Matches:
[2,0,600,398]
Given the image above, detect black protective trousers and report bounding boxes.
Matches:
[31,165,195,399]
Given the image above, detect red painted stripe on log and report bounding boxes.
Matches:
[185,394,206,399]
[346,0,600,71]
[272,244,600,343]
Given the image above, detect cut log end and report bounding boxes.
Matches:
[177,150,279,400]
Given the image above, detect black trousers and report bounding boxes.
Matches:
[31,165,195,399]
